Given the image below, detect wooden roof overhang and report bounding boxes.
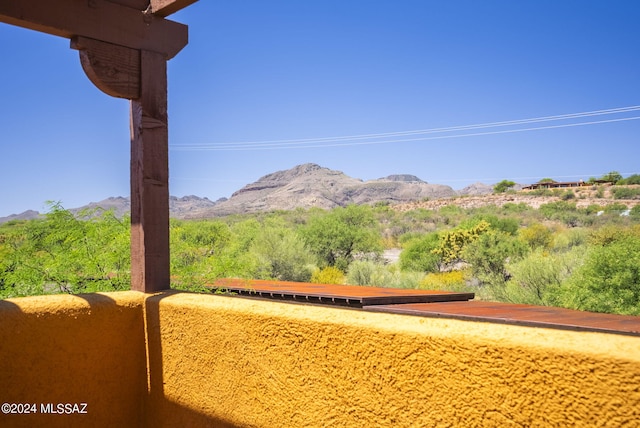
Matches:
[1,0,198,292]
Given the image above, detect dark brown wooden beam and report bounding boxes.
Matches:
[151,0,199,17]
[103,0,198,17]
[71,37,141,99]
[0,0,188,59]
[107,0,150,10]
[130,50,170,292]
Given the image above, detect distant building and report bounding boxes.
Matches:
[522,180,610,190]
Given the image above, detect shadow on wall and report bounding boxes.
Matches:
[143,291,240,427]
[0,291,239,428]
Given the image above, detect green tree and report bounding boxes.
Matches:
[250,219,315,282]
[619,174,640,185]
[493,180,516,193]
[170,219,232,288]
[557,234,640,315]
[462,230,527,284]
[301,205,382,271]
[399,232,441,273]
[600,171,623,184]
[0,203,130,297]
[205,219,263,280]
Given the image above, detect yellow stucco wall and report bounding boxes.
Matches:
[0,292,147,428]
[1,290,639,427]
[148,292,640,428]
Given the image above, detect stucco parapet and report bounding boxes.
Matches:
[147,291,640,363]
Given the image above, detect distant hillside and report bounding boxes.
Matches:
[0,210,41,223]
[6,163,634,223]
[184,163,457,217]
[0,196,221,224]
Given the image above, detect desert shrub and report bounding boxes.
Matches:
[460,214,519,235]
[552,227,588,251]
[539,200,585,226]
[619,174,640,185]
[540,201,577,216]
[612,187,640,200]
[519,223,554,250]
[311,266,345,284]
[187,219,265,283]
[604,202,628,214]
[529,188,554,197]
[346,260,384,286]
[588,224,640,246]
[556,234,640,315]
[561,190,575,200]
[250,224,315,282]
[171,220,231,271]
[498,247,583,306]
[419,270,468,292]
[432,221,491,265]
[385,270,425,289]
[585,204,604,215]
[401,208,434,223]
[436,205,465,226]
[462,230,528,285]
[588,225,626,246]
[501,203,531,214]
[347,262,423,289]
[399,232,441,273]
[631,205,640,220]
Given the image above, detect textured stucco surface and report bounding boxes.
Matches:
[1,290,639,427]
[0,292,147,428]
[147,292,640,427]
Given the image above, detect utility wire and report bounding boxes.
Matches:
[171,113,640,151]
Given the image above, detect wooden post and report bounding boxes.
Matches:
[1,0,197,292]
[130,50,170,292]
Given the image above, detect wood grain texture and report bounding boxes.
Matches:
[72,36,140,99]
[130,50,170,292]
[0,0,188,59]
[151,0,198,17]
[107,0,150,10]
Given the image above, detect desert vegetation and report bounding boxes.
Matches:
[1,191,640,315]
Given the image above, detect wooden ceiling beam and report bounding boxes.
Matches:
[106,0,150,10]
[151,0,198,17]
[0,0,188,59]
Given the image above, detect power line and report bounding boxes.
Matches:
[174,105,640,148]
[170,105,640,151]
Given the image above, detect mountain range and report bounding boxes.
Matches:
[1,163,494,222]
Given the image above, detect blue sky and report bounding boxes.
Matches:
[1,0,639,217]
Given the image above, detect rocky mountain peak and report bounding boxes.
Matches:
[380,174,425,183]
[205,164,456,217]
